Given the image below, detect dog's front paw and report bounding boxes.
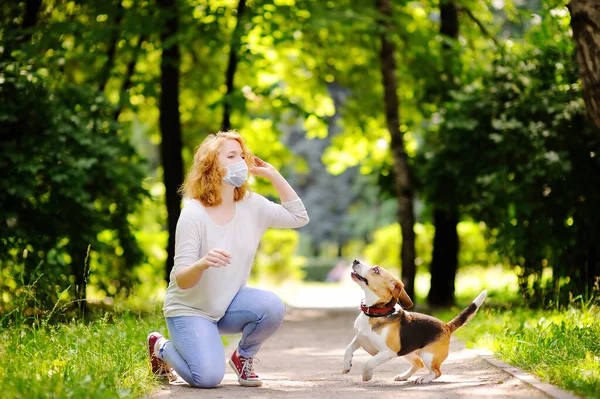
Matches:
[342,359,352,374]
[342,363,351,374]
[362,369,373,382]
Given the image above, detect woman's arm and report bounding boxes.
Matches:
[253,157,299,202]
[176,259,208,290]
[252,157,310,229]
[175,248,231,289]
[172,206,231,289]
[266,169,300,203]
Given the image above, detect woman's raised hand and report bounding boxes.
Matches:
[251,156,277,179]
[200,248,231,268]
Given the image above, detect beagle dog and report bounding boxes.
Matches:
[343,260,487,384]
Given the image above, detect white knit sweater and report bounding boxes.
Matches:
[162,192,309,321]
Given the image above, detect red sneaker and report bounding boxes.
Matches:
[229,350,262,387]
[147,332,178,381]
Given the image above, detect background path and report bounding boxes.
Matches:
[151,307,550,398]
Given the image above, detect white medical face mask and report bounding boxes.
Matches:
[223,160,248,187]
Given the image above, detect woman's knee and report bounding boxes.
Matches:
[263,293,286,324]
[189,368,224,388]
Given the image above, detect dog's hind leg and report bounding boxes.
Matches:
[393,353,424,381]
[415,342,448,384]
[414,352,438,384]
[342,335,361,374]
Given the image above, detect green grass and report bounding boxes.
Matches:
[1,265,597,398]
[434,303,600,399]
[0,311,165,399]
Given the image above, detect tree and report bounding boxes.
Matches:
[375,0,417,299]
[568,0,600,136]
[157,0,184,281]
[428,9,600,305]
[0,63,147,318]
[0,1,151,318]
[222,0,247,130]
[428,0,460,307]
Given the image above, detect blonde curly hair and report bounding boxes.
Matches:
[180,131,255,207]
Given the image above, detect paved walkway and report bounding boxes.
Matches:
[151,306,550,398]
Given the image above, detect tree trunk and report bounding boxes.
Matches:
[157,0,184,282]
[568,0,600,302]
[22,0,41,36]
[428,0,460,307]
[376,0,417,299]
[222,0,247,130]
[98,1,124,93]
[568,0,600,136]
[429,209,459,306]
[114,34,147,121]
[576,213,599,300]
[1,0,41,60]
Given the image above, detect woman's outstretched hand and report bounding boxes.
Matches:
[251,157,277,180]
[177,248,231,289]
[200,248,231,269]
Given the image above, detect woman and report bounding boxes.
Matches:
[147,131,309,388]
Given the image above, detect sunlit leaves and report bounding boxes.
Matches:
[323,121,390,175]
[419,7,600,305]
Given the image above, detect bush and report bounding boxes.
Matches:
[252,229,306,283]
[0,61,147,320]
[363,223,433,272]
[300,258,340,282]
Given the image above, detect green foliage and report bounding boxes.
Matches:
[3,0,597,314]
[300,258,339,282]
[0,61,147,317]
[364,223,434,273]
[252,228,306,282]
[0,311,163,399]
[363,221,500,273]
[457,221,503,268]
[435,302,600,399]
[420,7,600,305]
[121,182,169,301]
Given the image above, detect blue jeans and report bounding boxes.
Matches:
[157,287,286,388]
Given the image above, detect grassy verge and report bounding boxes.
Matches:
[0,311,166,399]
[434,302,600,399]
[1,264,596,398]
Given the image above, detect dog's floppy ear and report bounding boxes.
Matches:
[390,279,414,309]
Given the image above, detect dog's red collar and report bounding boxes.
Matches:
[360,299,397,317]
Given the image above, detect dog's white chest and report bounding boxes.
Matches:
[357,334,379,356]
[354,314,387,356]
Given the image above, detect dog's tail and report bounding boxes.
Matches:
[447,290,487,333]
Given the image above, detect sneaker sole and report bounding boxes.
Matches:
[228,359,263,387]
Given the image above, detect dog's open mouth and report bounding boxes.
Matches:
[351,271,368,285]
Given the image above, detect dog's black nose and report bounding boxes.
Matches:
[353,259,360,265]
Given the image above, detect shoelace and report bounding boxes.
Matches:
[156,358,179,382]
[240,356,260,377]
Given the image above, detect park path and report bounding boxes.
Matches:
[150,306,550,399]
